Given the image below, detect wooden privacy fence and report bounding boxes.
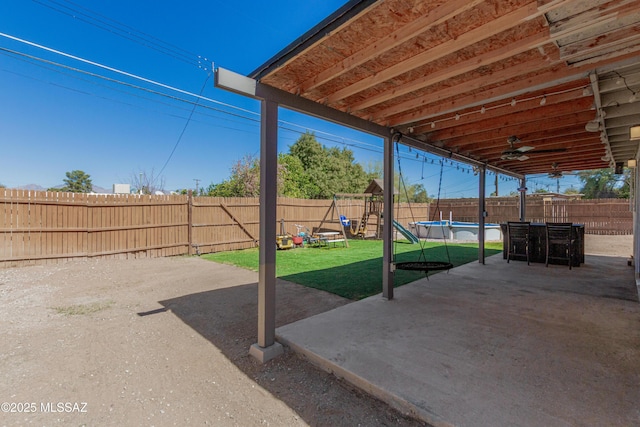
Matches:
[0,190,189,267]
[0,190,633,266]
[435,197,633,235]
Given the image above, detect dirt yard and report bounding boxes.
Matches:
[0,235,633,426]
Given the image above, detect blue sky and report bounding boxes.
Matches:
[0,0,582,197]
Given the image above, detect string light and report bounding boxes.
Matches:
[422,85,588,130]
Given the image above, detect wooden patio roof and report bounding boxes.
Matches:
[249,0,640,177]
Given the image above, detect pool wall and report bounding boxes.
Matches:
[409,221,502,241]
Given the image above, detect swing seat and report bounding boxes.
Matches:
[339,215,350,226]
[394,261,453,272]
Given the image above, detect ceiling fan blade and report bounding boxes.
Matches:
[517,155,529,161]
[516,146,535,153]
[531,148,567,154]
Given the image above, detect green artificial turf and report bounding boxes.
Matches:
[203,239,502,300]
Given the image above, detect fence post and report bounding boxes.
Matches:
[188,190,193,256]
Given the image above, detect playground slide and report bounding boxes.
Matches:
[393,220,419,244]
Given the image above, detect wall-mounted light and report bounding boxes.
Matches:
[585,119,600,132]
[631,125,640,141]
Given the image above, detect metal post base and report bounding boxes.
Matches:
[249,342,284,363]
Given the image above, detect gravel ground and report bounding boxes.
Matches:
[0,234,633,426]
[0,256,427,426]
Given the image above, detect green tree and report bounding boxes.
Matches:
[278,153,309,198]
[204,132,377,199]
[53,170,93,193]
[578,168,630,199]
[395,176,432,203]
[288,132,370,198]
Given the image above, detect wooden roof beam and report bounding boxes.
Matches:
[500,158,608,174]
[386,63,592,128]
[549,0,640,39]
[424,97,594,141]
[386,42,640,128]
[471,136,601,157]
[500,152,608,170]
[449,123,594,151]
[435,111,596,148]
[298,0,485,94]
[324,2,543,104]
[559,23,640,59]
[405,86,588,134]
[351,29,551,113]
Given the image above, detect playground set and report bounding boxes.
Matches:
[275,179,421,250]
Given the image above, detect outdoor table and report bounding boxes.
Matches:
[315,231,345,247]
[500,223,584,266]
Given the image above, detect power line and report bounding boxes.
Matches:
[0,46,259,124]
[157,74,211,179]
[31,0,204,68]
[0,32,245,114]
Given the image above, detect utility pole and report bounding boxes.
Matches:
[193,178,200,194]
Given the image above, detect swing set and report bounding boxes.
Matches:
[316,180,385,241]
[392,134,453,274]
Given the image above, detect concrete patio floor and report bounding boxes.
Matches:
[276,253,640,427]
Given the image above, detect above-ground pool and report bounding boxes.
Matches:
[409,220,502,241]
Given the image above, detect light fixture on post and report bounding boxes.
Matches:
[631,125,640,141]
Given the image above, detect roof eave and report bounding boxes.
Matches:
[248,0,376,81]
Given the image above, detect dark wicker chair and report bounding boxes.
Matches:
[507,221,531,265]
[545,222,576,269]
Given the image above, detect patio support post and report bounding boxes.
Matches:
[478,165,486,264]
[519,177,527,221]
[383,134,394,300]
[634,163,640,300]
[249,98,283,363]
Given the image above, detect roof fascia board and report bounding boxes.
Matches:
[216,66,388,137]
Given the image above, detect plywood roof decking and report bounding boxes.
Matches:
[250,0,640,176]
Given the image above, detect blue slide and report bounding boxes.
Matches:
[393,220,420,244]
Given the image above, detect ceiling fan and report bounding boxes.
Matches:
[548,162,563,178]
[500,135,567,161]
